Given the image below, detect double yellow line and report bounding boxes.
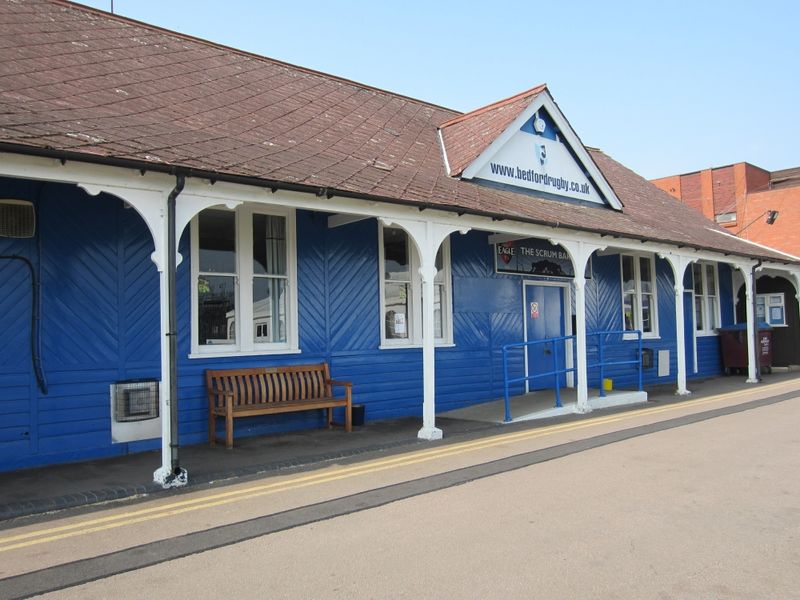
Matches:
[0,382,795,553]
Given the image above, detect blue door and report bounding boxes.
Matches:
[524,284,566,390]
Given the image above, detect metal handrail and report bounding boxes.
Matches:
[587,329,643,397]
[502,336,577,423]
[501,329,644,423]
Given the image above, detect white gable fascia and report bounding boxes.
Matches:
[460,90,623,211]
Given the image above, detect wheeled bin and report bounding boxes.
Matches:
[718,323,773,374]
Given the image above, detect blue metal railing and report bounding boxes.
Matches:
[501,330,644,423]
[587,329,643,397]
[502,335,577,423]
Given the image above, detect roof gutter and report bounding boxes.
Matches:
[0,142,794,265]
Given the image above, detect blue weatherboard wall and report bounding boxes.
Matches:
[0,177,736,472]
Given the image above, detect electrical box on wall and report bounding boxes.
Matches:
[110,380,161,443]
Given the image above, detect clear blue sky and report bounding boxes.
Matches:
[78,0,799,179]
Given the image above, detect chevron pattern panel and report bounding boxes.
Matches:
[0,249,32,370]
[297,211,328,355]
[451,230,493,278]
[40,191,120,368]
[121,206,160,365]
[453,311,490,348]
[328,219,379,352]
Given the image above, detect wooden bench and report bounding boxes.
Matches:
[206,363,352,449]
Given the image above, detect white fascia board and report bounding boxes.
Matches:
[0,151,174,193]
[1,151,776,271]
[459,90,623,211]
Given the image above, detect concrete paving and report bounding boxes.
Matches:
[10,375,798,599]
[0,372,796,523]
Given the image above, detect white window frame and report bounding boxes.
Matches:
[757,292,787,327]
[692,261,721,336]
[378,225,454,348]
[190,204,299,358]
[620,253,659,339]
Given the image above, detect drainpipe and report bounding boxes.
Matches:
[165,174,186,485]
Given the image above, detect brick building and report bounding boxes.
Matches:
[653,164,800,368]
[652,163,800,258]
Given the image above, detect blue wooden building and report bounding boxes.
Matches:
[1,0,798,483]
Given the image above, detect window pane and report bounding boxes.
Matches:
[622,256,635,293]
[198,275,235,345]
[706,264,716,293]
[623,292,636,330]
[756,297,766,320]
[708,298,718,329]
[199,210,236,273]
[641,293,653,333]
[384,228,409,281]
[695,296,704,331]
[434,284,444,338]
[639,257,653,293]
[384,282,409,339]
[434,247,444,284]
[692,264,703,295]
[253,214,286,276]
[253,277,286,343]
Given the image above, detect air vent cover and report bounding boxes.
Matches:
[0,200,36,238]
[111,380,159,422]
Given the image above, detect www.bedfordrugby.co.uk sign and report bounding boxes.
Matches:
[474,110,603,204]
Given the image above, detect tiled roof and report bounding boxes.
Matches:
[0,0,796,264]
[439,85,546,176]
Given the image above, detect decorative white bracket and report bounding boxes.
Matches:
[658,252,698,395]
[380,217,470,441]
[558,240,606,413]
[732,260,760,384]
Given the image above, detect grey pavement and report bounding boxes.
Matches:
[0,372,796,523]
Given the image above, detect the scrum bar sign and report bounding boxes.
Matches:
[495,238,574,278]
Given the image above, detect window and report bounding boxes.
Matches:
[756,293,786,326]
[379,226,452,346]
[191,206,297,356]
[692,262,720,334]
[621,254,658,337]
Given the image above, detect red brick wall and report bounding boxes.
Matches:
[711,166,735,216]
[680,172,704,215]
[651,175,681,199]
[739,186,800,257]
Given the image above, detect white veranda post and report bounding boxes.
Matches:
[381,218,468,441]
[559,240,604,414]
[737,262,760,384]
[659,252,695,396]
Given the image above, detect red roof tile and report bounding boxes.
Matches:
[439,84,546,176]
[0,0,796,264]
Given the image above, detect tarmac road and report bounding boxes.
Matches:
[1,379,799,599]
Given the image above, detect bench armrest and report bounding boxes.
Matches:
[328,379,352,388]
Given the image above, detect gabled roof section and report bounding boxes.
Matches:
[440,86,623,210]
[438,85,546,176]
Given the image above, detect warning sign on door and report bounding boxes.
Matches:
[530,302,539,319]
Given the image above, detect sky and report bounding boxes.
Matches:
[77,1,799,180]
